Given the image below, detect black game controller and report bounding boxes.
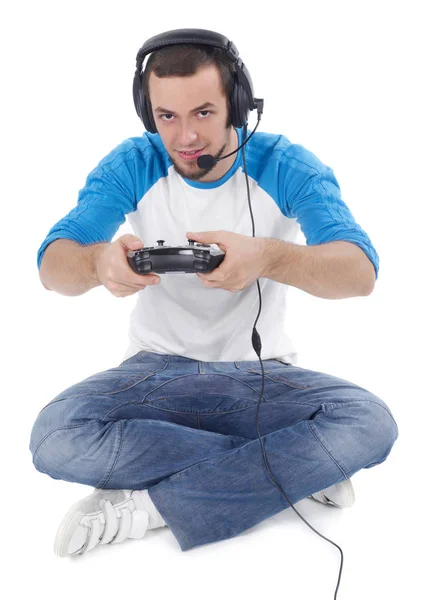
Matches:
[127,239,225,274]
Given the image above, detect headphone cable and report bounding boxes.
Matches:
[241,122,344,599]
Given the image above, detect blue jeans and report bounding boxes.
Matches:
[29,351,399,551]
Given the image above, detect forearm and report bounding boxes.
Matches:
[261,239,376,299]
[39,239,109,296]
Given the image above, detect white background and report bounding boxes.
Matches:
[1,1,420,598]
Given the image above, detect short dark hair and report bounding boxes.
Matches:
[144,44,235,128]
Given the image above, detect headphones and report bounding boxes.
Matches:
[132,28,258,133]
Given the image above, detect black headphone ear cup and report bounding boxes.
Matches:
[133,69,157,133]
[133,69,143,120]
[230,77,251,128]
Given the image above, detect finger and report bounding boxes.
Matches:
[111,284,145,295]
[197,272,222,283]
[121,272,160,286]
[120,234,144,250]
[114,277,158,290]
[115,289,141,298]
[197,273,211,283]
[198,278,218,287]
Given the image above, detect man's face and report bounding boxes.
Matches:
[148,64,236,182]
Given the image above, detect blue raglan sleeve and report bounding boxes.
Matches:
[279,145,379,279]
[36,143,139,270]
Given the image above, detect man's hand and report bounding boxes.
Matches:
[186,230,268,292]
[95,234,160,297]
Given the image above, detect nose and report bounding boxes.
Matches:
[177,120,199,147]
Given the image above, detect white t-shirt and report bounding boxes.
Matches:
[37,127,379,364]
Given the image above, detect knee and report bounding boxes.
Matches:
[326,394,399,472]
[29,394,88,460]
[29,399,68,474]
[349,395,399,469]
[29,401,59,458]
[365,397,399,466]
[29,399,117,486]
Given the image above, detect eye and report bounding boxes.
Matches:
[160,113,174,122]
[198,110,211,118]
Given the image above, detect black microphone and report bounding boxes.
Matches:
[197,99,263,169]
[197,153,219,170]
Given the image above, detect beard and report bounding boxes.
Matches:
[170,142,227,181]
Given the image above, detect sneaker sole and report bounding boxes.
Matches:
[54,489,106,557]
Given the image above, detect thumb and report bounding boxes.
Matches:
[119,234,144,250]
[186,231,211,243]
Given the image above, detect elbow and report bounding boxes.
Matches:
[357,251,377,296]
[41,279,52,291]
[361,284,374,297]
[361,268,376,296]
[39,259,53,291]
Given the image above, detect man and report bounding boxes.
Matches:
[29,31,398,558]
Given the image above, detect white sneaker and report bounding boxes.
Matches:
[54,488,166,557]
[309,478,355,508]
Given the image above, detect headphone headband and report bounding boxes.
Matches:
[136,29,240,66]
[133,28,257,132]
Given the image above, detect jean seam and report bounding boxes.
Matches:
[32,420,126,490]
[97,420,124,489]
[101,364,170,396]
[307,417,351,479]
[140,373,270,405]
[32,423,94,461]
[324,399,399,427]
[119,403,262,416]
[247,368,312,390]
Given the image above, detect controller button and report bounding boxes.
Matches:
[138,261,152,272]
[194,260,207,271]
